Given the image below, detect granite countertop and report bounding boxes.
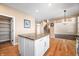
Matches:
[18,33,49,40]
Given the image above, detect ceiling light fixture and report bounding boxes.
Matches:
[48,3,52,7]
[64,10,66,22]
[35,9,39,13]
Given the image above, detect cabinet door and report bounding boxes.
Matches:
[35,38,44,56]
[34,35,49,56]
[18,37,34,56]
[24,39,34,56]
[18,37,25,56]
[43,35,49,53]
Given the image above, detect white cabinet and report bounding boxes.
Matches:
[18,35,49,56]
[54,22,76,34]
[43,36,49,53]
[18,37,34,56]
[35,38,44,56]
[35,35,49,56]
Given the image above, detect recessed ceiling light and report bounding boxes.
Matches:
[48,3,52,7]
[35,9,39,13]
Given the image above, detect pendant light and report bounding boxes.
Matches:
[64,10,66,22]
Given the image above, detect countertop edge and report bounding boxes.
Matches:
[18,33,49,40]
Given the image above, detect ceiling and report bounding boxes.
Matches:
[4,3,79,21]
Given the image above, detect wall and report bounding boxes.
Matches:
[77,17,79,35]
[0,4,35,40]
[36,24,41,34]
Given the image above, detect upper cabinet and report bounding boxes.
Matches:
[78,16,79,35]
[54,22,76,34]
[53,17,76,23]
[67,17,76,22]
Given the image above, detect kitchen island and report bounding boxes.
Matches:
[18,33,49,56]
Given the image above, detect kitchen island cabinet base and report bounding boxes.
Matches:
[18,35,49,56]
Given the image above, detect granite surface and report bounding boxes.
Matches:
[18,33,49,40]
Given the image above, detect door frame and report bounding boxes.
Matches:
[0,13,16,45]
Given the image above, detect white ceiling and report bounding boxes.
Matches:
[4,3,79,21]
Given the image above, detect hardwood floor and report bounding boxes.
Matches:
[0,38,76,56]
[44,38,76,56]
[0,41,19,56]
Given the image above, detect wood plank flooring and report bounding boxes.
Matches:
[0,38,76,56]
[44,38,76,56]
[0,41,19,56]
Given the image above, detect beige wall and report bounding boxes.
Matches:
[0,4,35,37]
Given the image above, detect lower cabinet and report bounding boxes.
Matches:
[34,35,49,56]
[43,36,49,53]
[18,35,49,56]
